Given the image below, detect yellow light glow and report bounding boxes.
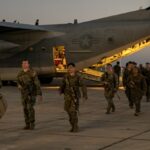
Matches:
[93,37,150,68]
[81,37,150,80]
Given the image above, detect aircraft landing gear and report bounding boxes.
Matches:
[39,77,53,84]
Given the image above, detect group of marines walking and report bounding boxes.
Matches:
[0,59,149,132]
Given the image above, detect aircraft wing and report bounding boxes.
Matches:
[0,40,19,50]
[0,22,65,40]
[0,22,48,32]
[0,22,65,58]
[0,22,48,53]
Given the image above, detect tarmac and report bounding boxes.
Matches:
[1,80,150,150]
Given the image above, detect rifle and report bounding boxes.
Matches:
[66,77,80,114]
[102,72,120,100]
[128,80,144,96]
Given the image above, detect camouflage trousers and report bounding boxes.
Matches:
[131,95,142,113]
[125,87,134,108]
[64,95,78,130]
[104,90,115,113]
[134,99,141,113]
[146,85,150,101]
[22,95,36,125]
[105,98,115,113]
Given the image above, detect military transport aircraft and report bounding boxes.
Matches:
[0,7,150,83]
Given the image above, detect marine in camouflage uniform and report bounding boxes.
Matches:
[0,76,2,88]
[60,63,87,132]
[17,60,42,130]
[127,67,147,116]
[101,64,118,114]
[0,76,3,118]
[113,61,121,83]
[0,76,7,119]
[123,62,134,108]
[142,63,150,102]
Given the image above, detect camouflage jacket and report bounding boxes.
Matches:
[127,74,147,96]
[113,65,121,76]
[101,72,118,91]
[143,69,150,85]
[0,76,2,88]
[123,68,132,87]
[17,69,42,96]
[60,73,88,99]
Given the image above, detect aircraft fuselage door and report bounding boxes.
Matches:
[53,46,67,72]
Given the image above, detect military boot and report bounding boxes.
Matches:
[72,124,79,133]
[69,118,73,132]
[23,124,30,130]
[134,112,139,116]
[146,98,150,102]
[112,105,115,112]
[105,111,110,114]
[70,122,78,132]
[69,124,74,132]
[70,128,73,132]
[30,123,35,130]
[129,102,134,109]
[105,107,111,114]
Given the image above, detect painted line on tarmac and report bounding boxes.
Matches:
[98,129,150,150]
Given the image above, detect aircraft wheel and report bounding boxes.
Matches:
[39,77,53,84]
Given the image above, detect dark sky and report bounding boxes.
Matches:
[0,0,149,65]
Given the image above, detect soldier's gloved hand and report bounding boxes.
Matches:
[18,85,22,90]
[37,95,43,103]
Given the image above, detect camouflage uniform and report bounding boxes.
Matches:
[113,64,121,83]
[127,74,147,115]
[123,69,133,108]
[143,69,150,102]
[60,73,87,132]
[101,72,118,114]
[17,69,42,129]
[0,76,2,88]
[0,76,3,118]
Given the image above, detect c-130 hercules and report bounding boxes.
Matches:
[0,7,150,83]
